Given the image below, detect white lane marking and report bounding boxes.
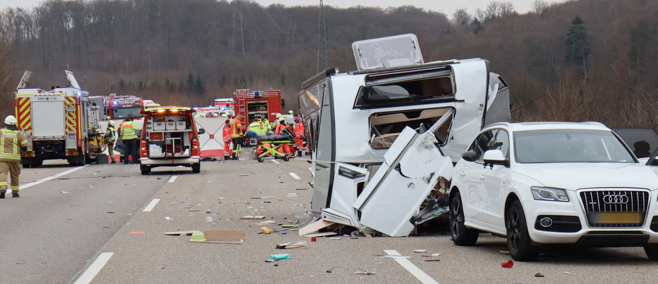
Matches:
[167,176,178,183]
[271,160,280,164]
[289,172,300,180]
[384,250,439,284]
[20,165,89,191]
[142,198,161,212]
[73,252,114,284]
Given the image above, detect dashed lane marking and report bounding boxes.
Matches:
[289,172,300,180]
[20,165,89,191]
[384,250,439,284]
[73,252,114,284]
[167,175,178,183]
[142,198,160,212]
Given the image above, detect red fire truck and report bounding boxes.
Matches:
[107,93,144,119]
[233,89,282,131]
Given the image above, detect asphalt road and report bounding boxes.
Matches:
[1,154,656,284]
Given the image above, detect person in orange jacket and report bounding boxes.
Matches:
[275,118,293,157]
[222,119,232,160]
[230,114,244,160]
[293,114,305,154]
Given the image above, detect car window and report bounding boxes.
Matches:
[490,129,510,158]
[467,130,495,163]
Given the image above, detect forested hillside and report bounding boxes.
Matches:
[1,0,657,129]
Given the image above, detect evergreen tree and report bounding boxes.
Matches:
[472,18,483,35]
[185,72,194,93]
[194,76,205,95]
[564,16,591,69]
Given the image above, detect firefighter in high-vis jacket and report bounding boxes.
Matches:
[104,120,117,163]
[230,114,243,160]
[0,115,28,198]
[120,119,140,164]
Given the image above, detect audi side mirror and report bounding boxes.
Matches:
[483,150,508,167]
[461,151,477,162]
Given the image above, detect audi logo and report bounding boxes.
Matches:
[602,194,629,204]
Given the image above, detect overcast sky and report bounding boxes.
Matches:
[0,0,567,18]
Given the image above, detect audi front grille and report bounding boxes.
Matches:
[579,190,650,227]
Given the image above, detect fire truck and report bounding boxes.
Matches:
[14,71,106,167]
[107,93,144,119]
[233,89,282,132]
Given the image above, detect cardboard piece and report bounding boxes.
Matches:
[164,231,197,236]
[298,219,334,236]
[240,216,266,220]
[204,229,245,241]
[304,232,337,238]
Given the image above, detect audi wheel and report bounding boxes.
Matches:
[449,191,479,246]
[506,200,537,261]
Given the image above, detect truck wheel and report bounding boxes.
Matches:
[506,200,537,261]
[645,245,658,261]
[192,163,201,174]
[140,165,151,175]
[450,191,479,246]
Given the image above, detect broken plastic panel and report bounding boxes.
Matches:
[352,34,424,71]
[353,111,455,237]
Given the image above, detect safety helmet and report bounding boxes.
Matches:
[288,110,293,114]
[4,115,17,125]
[108,120,115,126]
[276,113,282,119]
[106,116,111,120]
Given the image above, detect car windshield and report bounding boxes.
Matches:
[113,107,143,119]
[514,129,636,163]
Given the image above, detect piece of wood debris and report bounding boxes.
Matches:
[187,209,201,212]
[354,271,376,275]
[304,232,337,238]
[164,231,197,236]
[421,253,441,257]
[253,220,277,225]
[298,219,334,236]
[240,215,266,220]
[414,249,427,253]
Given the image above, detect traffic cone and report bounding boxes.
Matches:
[190,231,206,242]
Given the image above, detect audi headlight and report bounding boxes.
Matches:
[531,187,569,202]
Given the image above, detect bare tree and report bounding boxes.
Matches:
[499,2,516,18]
[532,0,549,18]
[452,8,471,26]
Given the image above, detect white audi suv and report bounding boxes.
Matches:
[449,122,658,260]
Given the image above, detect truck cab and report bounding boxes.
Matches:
[139,107,203,175]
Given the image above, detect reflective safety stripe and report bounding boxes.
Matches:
[10,186,19,190]
[0,129,24,160]
[0,153,21,160]
[121,122,138,140]
[0,182,7,186]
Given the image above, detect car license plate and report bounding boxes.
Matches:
[595,212,641,224]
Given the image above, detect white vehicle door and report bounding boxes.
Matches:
[353,111,454,237]
[459,130,496,224]
[480,129,511,232]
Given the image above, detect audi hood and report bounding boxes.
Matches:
[512,163,658,190]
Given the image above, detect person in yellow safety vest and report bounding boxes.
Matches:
[230,114,243,160]
[120,119,140,164]
[0,115,28,198]
[260,114,270,131]
[104,120,117,164]
[247,118,267,137]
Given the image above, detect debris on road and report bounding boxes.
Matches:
[250,196,276,199]
[164,231,197,236]
[206,209,211,213]
[499,250,510,255]
[287,193,297,198]
[424,259,441,262]
[165,216,172,220]
[295,188,307,191]
[413,249,427,253]
[421,253,440,257]
[501,260,514,268]
[304,232,337,238]
[61,191,70,194]
[260,227,273,234]
[217,197,225,200]
[276,241,307,249]
[535,273,545,278]
[354,271,376,275]
[269,253,292,260]
[564,272,573,275]
[253,220,277,226]
[206,217,213,222]
[241,215,265,220]
[129,232,145,235]
[190,230,245,244]
[298,219,334,236]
